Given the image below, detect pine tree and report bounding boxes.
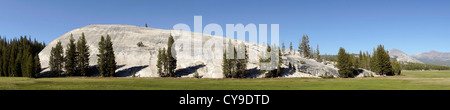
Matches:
[235,43,248,78]
[282,41,285,51]
[97,35,116,77]
[375,45,393,75]
[289,42,293,54]
[316,44,321,62]
[370,48,378,72]
[34,55,41,78]
[277,47,282,77]
[167,34,177,77]
[76,33,90,76]
[337,47,354,78]
[157,48,163,76]
[50,41,64,76]
[299,35,311,58]
[25,54,34,78]
[227,40,236,78]
[65,34,77,76]
[105,35,117,77]
[222,49,229,78]
[14,48,22,77]
[162,48,168,77]
[97,36,107,77]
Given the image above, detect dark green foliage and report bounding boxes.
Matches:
[155,34,178,77]
[97,36,106,76]
[222,49,229,78]
[259,44,271,76]
[223,40,248,78]
[24,54,33,78]
[105,35,116,77]
[50,41,64,76]
[167,34,176,77]
[64,34,77,76]
[299,34,311,58]
[0,36,44,77]
[162,48,168,76]
[401,62,449,70]
[157,48,170,77]
[34,55,41,77]
[350,45,400,76]
[235,43,248,78]
[223,40,235,78]
[157,48,163,76]
[137,41,145,47]
[289,42,293,53]
[337,47,354,78]
[392,60,402,75]
[97,35,116,77]
[375,45,393,76]
[265,46,283,78]
[76,33,90,76]
[193,70,201,79]
[316,44,321,62]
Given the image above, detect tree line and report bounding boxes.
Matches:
[337,45,402,78]
[400,62,449,70]
[0,36,45,78]
[223,40,249,78]
[49,33,116,77]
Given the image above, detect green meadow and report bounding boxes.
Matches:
[1,70,449,90]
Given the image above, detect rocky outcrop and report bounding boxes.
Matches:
[389,48,423,63]
[39,24,373,78]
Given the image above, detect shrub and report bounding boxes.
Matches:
[300,60,306,64]
[320,72,334,79]
[137,41,145,47]
[193,70,201,79]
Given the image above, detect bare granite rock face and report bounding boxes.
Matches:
[282,52,339,77]
[39,24,373,78]
[390,48,423,63]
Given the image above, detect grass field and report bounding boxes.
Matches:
[1,70,450,90]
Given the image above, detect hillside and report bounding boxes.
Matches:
[412,50,450,66]
[39,24,371,78]
[389,48,423,63]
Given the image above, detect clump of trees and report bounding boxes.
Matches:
[0,36,45,78]
[50,41,64,76]
[337,47,356,78]
[97,35,116,77]
[223,40,248,78]
[49,33,91,77]
[392,60,402,75]
[263,45,282,78]
[337,45,403,78]
[156,34,177,77]
[371,45,394,76]
[299,35,312,58]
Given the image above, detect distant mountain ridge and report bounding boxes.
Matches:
[412,50,450,66]
[389,48,423,63]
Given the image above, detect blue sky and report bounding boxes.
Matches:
[0,0,449,55]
